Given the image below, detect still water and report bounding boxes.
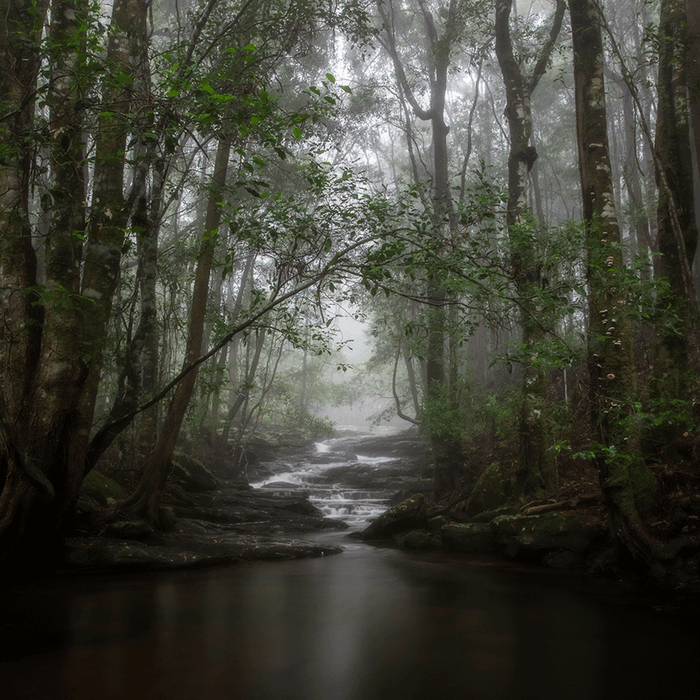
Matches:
[1,534,698,700]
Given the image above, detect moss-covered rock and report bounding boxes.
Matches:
[465,462,512,517]
[360,493,428,540]
[81,470,130,507]
[441,523,499,554]
[401,529,443,550]
[172,452,220,492]
[490,512,605,561]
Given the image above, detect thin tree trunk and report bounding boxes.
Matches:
[123,137,231,526]
[495,0,564,496]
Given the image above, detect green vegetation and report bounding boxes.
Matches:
[0,0,698,582]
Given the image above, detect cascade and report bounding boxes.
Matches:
[250,436,397,528]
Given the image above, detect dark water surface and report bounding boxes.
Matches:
[1,534,698,700]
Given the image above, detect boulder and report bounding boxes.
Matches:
[80,469,129,507]
[490,512,605,562]
[105,519,154,539]
[172,452,220,492]
[360,493,429,540]
[464,462,512,517]
[441,523,499,554]
[401,529,443,550]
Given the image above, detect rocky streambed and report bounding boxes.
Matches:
[56,430,432,575]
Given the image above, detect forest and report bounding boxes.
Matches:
[0,0,699,587]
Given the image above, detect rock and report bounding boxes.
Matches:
[81,470,129,507]
[401,529,442,550]
[543,549,585,569]
[464,462,512,517]
[360,493,429,540]
[470,504,519,523]
[164,483,197,506]
[172,452,220,492]
[170,489,346,533]
[60,533,342,573]
[441,523,499,554]
[259,481,304,492]
[105,519,154,539]
[490,512,605,562]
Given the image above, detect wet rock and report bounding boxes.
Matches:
[260,481,303,491]
[164,483,197,507]
[170,489,347,533]
[81,470,129,507]
[105,519,154,539]
[441,523,498,555]
[464,462,512,517]
[60,533,342,573]
[401,529,443,550]
[172,452,220,492]
[491,512,605,562]
[360,493,429,541]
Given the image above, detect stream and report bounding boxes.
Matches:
[250,437,399,527]
[1,435,698,700]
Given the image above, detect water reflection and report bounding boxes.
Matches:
[0,541,698,700]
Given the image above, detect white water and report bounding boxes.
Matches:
[251,438,396,528]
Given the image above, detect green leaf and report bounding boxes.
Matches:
[293,127,302,139]
[325,73,336,83]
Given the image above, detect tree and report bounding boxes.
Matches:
[0,0,148,558]
[0,0,378,558]
[569,0,699,568]
[654,0,699,385]
[375,0,469,497]
[495,0,565,496]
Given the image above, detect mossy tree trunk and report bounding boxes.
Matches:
[570,0,660,567]
[0,0,146,558]
[654,0,700,388]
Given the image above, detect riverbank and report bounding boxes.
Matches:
[13,427,699,608]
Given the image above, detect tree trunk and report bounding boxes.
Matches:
[655,0,700,384]
[123,137,231,526]
[0,0,90,558]
[495,0,564,496]
[570,0,658,566]
[376,0,466,498]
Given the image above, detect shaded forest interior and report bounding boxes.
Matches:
[0,0,699,588]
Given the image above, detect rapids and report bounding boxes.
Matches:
[250,435,403,527]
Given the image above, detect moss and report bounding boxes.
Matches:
[401,529,442,550]
[465,462,512,516]
[81,469,129,506]
[491,512,600,556]
[629,457,658,514]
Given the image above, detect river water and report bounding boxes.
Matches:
[1,438,698,700]
[251,438,397,527]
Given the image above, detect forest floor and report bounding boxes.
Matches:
[449,421,700,604]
